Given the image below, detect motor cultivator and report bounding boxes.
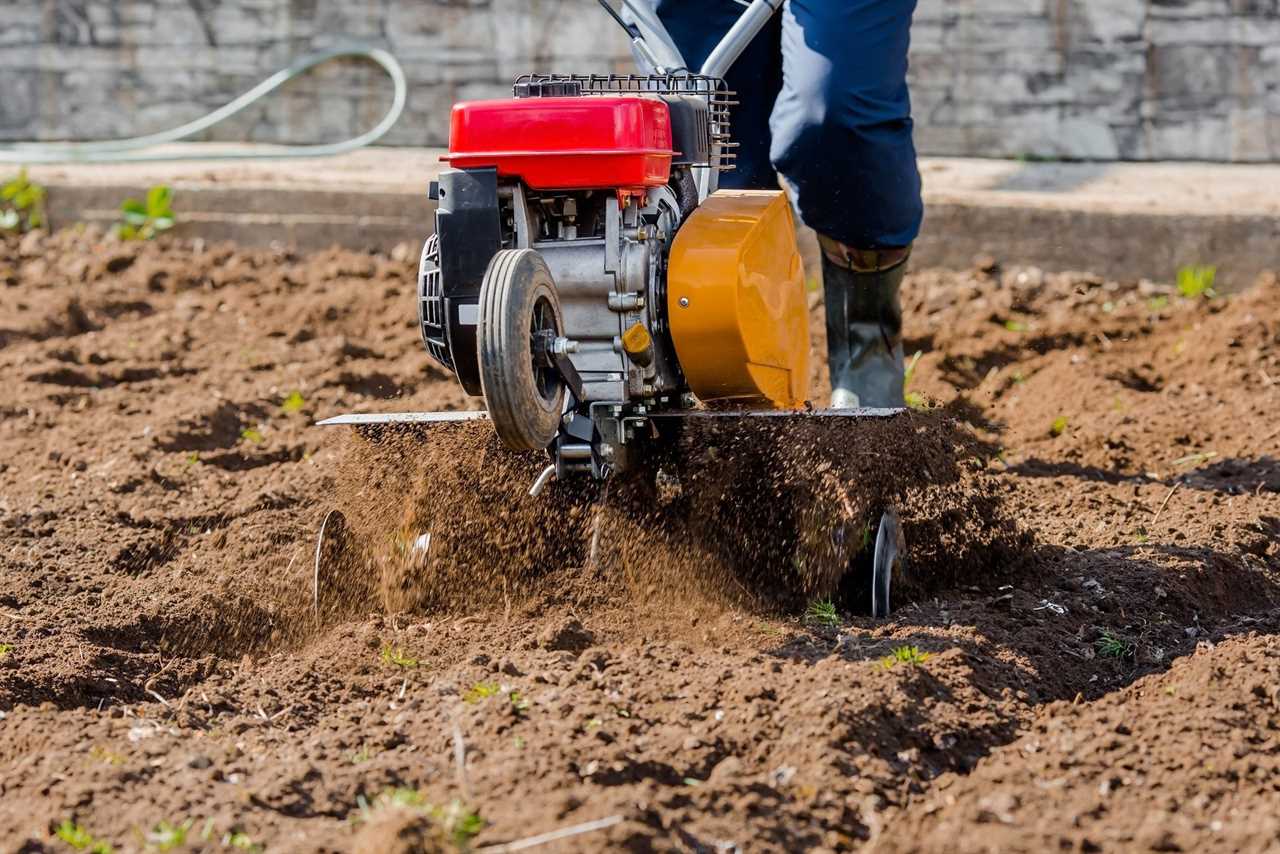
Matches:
[319,0,907,617]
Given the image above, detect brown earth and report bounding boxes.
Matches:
[0,228,1277,853]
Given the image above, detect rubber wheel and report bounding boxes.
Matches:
[478,249,566,451]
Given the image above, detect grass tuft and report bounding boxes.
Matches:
[880,645,932,669]
[1176,264,1216,299]
[357,790,483,849]
[1095,631,1134,660]
[462,681,500,704]
[280,391,306,414]
[803,598,840,629]
[380,643,419,669]
[902,350,928,410]
[54,819,112,853]
[144,819,193,851]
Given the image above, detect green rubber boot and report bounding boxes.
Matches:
[820,240,909,410]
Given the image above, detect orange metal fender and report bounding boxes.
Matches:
[666,190,810,408]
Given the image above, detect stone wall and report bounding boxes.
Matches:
[3,0,1277,161]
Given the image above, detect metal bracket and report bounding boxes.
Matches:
[550,349,586,401]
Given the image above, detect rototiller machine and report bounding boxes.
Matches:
[321,0,906,617]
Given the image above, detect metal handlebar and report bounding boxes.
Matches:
[607,0,781,77]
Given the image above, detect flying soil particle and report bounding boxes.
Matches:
[323,411,1029,619]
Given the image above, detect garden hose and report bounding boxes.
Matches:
[0,44,406,164]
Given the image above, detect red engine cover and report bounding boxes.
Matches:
[444,96,673,190]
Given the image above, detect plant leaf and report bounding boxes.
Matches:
[121,198,146,215]
[146,184,173,217]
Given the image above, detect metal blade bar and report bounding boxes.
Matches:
[316,411,489,426]
[650,407,906,418]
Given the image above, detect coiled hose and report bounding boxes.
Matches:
[0,44,406,164]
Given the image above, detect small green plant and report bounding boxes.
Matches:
[1,168,46,232]
[117,185,175,240]
[1176,264,1216,299]
[54,819,112,853]
[804,598,840,628]
[902,350,927,410]
[0,642,11,658]
[509,690,530,714]
[1172,451,1217,468]
[280,391,306,414]
[222,831,261,852]
[239,427,264,444]
[881,645,931,669]
[350,745,379,764]
[1148,295,1169,311]
[380,643,419,669]
[88,744,124,766]
[356,791,483,849]
[1003,319,1027,333]
[1049,416,1068,437]
[462,681,500,703]
[144,819,192,851]
[1095,632,1132,659]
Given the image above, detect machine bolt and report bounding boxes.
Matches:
[551,337,579,355]
[678,297,690,308]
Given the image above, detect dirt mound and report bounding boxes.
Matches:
[872,630,1280,853]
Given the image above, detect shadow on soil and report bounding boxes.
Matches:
[762,539,1280,791]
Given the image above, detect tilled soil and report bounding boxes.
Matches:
[0,229,1277,853]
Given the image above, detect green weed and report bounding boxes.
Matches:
[1172,451,1217,468]
[89,744,124,766]
[1,168,46,232]
[54,819,112,853]
[1049,416,1068,437]
[1095,631,1133,659]
[280,391,306,414]
[509,690,530,714]
[117,185,175,241]
[239,427,264,444]
[881,645,931,669]
[222,831,261,852]
[1148,296,1169,311]
[144,819,192,851]
[0,642,11,658]
[903,350,927,410]
[804,598,840,628]
[1004,319,1028,333]
[350,745,379,764]
[357,790,483,850]
[462,681,500,703]
[380,643,419,669]
[1176,264,1216,299]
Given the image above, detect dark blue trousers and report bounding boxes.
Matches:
[655,0,923,249]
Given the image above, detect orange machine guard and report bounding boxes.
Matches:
[667,190,810,408]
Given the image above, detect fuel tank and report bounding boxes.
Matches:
[666,190,810,408]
